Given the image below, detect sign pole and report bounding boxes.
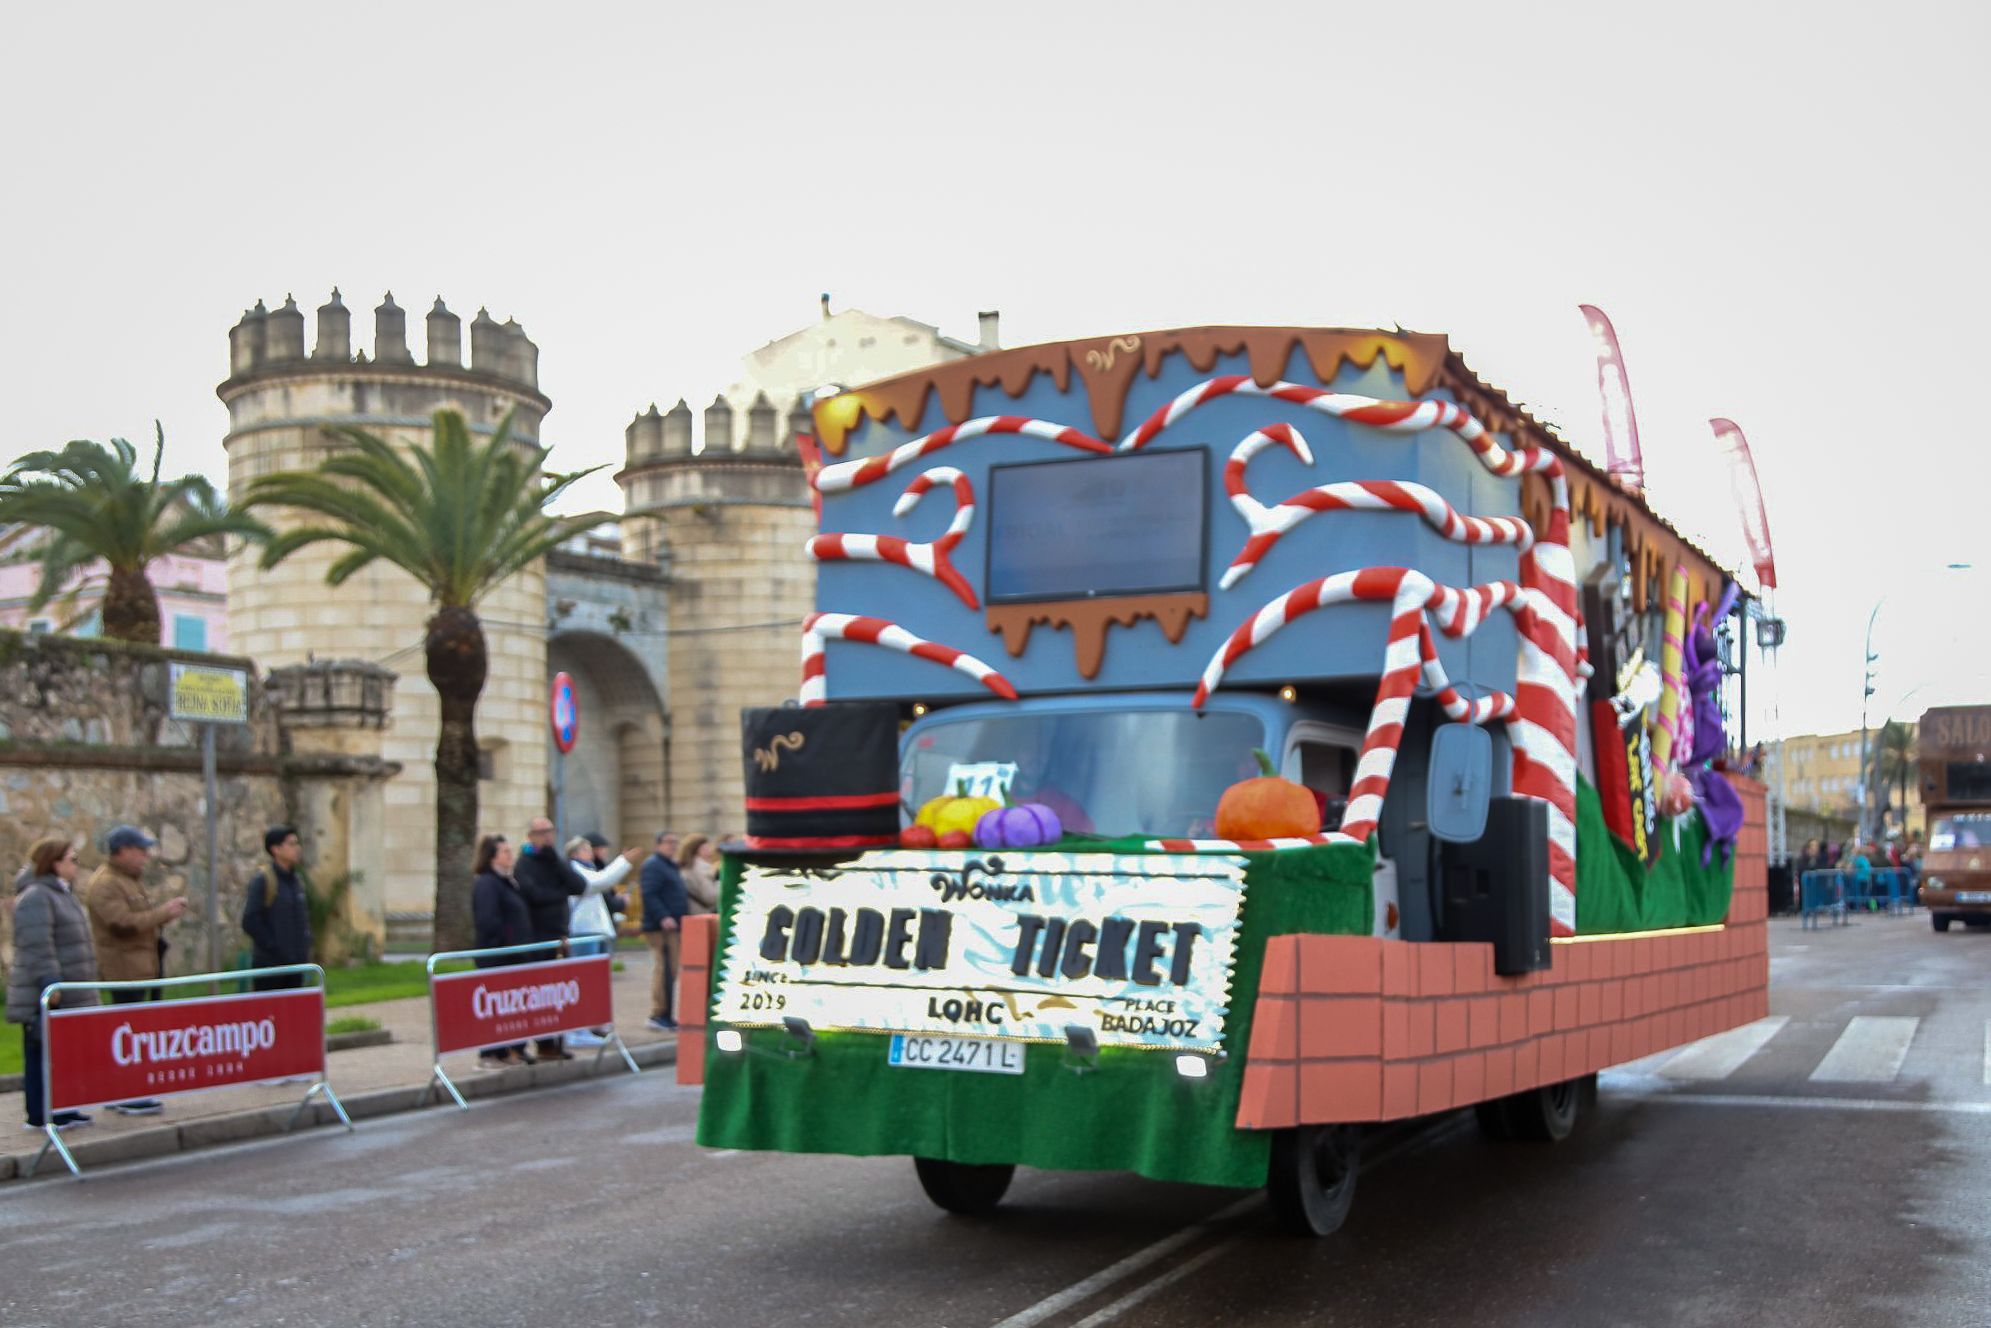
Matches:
[554,746,566,849]
[202,722,220,976]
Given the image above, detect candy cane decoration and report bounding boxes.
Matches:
[799,612,1017,707]
[1150,567,1519,854]
[1221,421,1535,589]
[1652,565,1689,772]
[814,415,1110,494]
[807,467,978,608]
[1137,375,1581,936]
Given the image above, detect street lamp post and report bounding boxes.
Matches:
[1858,600,1881,844]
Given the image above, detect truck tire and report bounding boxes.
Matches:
[1266,1124,1361,1237]
[1498,1074,1589,1142]
[913,1157,1015,1216]
[1933,914,1952,933]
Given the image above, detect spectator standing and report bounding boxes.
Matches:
[679,834,720,916]
[84,825,183,1116]
[8,838,98,1131]
[565,834,642,1049]
[587,833,631,930]
[470,834,532,1068]
[641,831,687,1031]
[241,826,313,990]
[512,816,586,1060]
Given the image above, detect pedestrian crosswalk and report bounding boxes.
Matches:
[1633,1013,1991,1095]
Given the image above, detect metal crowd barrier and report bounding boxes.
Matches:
[29,963,351,1180]
[420,936,638,1111]
[1799,871,1848,929]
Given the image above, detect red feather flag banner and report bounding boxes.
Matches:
[1578,304,1645,494]
[1709,417,1777,590]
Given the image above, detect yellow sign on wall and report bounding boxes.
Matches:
[169,663,250,725]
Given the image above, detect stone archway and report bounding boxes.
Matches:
[546,630,668,851]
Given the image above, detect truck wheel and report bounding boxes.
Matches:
[1266,1124,1361,1237]
[1933,914,1952,933]
[913,1157,1015,1216]
[1501,1074,1589,1142]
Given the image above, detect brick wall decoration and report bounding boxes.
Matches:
[1237,776,1769,1128]
[677,912,717,1085]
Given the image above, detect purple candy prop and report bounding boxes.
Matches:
[973,804,1064,849]
[1684,590,1744,865]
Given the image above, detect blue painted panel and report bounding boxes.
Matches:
[813,338,1534,706]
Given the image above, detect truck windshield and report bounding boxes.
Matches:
[903,709,1266,839]
[1930,814,1991,851]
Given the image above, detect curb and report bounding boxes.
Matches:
[0,1039,678,1184]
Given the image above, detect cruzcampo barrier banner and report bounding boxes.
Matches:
[714,850,1248,1052]
[45,987,327,1111]
[430,953,615,1055]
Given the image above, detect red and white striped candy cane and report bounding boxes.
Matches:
[1139,375,1581,935]
[1222,424,1534,590]
[814,415,1110,494]
[799,612,1017,707]
[807,467,978,608]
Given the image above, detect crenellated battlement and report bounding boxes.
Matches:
[224,289,542,394]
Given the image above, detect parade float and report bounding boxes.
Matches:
[676,325,1771,1236]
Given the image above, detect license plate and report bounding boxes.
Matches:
[1957,891,1991,904]
[888,1034,1025,1075]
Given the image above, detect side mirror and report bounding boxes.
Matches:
[1427,724,1492,844]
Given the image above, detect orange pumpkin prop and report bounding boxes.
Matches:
[1214,749,1322,840]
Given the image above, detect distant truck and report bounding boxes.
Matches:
[1918,705,1991,931]
[679,323,1771,1236]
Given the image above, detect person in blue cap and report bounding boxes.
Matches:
[84,824,185,1115]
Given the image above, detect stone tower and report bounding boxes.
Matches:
[220,290,552,934]
[617,396,814,836]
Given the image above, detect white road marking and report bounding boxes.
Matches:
[987,1195,1259,1328]
[1067,1235,1245,1328]
[987,1119,1468,1328]
[1601,1083,1991,1117]
[1984,1022,1990,1086]
[1657,1017,1789,1080]
[1810,1015,1920,1082]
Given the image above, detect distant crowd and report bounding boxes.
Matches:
[6,816,730,1132]
[1793,834,1924,879]
[466,821,721,1070]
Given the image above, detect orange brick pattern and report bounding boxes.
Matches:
[676,913,717,1085]
[1238,776,1771,1129]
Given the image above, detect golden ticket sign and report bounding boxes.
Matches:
[713,850,1248,1052]
[168,663,250,725]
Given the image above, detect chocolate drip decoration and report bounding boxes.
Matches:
[986,592,1208,679]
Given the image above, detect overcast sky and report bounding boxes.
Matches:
[4,1,1985,739]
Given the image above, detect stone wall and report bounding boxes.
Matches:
[0,634,287,978]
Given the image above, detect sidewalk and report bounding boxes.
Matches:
[1,960,680,1181]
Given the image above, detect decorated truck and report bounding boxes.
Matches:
[1918,705,1991,931]
[677,325,1771,1236]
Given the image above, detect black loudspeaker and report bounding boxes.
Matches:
[741,702,901,850]
[1436,797,1552,975]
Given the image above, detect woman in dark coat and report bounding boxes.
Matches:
[469,834,532,1067]
[8,837,100,1130]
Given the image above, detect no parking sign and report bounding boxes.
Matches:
[550,671,579,753]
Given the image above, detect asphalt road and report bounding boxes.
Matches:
[5,913,1987,1328]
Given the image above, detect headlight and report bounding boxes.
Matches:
[1924,877,1943,891]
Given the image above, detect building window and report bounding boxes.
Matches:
[26,618,52,634]
[74,610,101,640]
[172,614,207,652]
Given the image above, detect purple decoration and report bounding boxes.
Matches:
[1683,590,1743,865]
[973,804,1064,849]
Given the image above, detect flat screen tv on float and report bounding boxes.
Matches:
[985,449,1207,603]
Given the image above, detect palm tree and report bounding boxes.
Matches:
[0,425,266,643]
[246,410,598,947]
[1876,720,1917,833]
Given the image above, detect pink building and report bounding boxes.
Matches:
[0,550,229,652]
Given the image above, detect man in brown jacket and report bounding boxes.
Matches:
[84,824,185,1115]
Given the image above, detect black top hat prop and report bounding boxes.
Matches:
[741,702,901,852]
